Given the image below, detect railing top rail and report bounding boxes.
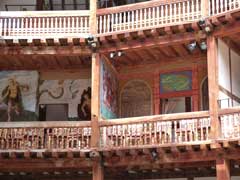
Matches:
[0,121,91,128]
[99,111,209,127]
[0,10,90,18]
[97,0,189,15]
[219,106,240,116]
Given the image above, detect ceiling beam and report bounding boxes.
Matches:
[99,32,206,53]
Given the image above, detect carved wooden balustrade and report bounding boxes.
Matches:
[0,0,240,39]
[97,0,202,36]
[0,11,90,40]
[99,111,211,150]
[0,121,91,151]
[210,0,240,16]
[219,106,240,140]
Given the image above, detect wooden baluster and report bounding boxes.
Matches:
[99,16,102,34]
[160,5,163,24]
[174,121,177,143]
[12,18,16,37]
[170,3,172,23]
[153,6,156,26]
[0,19,2,37]
[165,4,168,24]
[104,15,106,33]
[174,3,177,23]
[156,6,160,25]
[8,18,11,37]
[127,11,130,30]
[120,13,122,31]
[136,10,139,29]
[111,14,114,32]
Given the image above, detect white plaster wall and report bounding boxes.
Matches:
[0,0,36,11]
[218,39,231,108]
[231,49,240,106]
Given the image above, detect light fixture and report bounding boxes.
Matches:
[187,41,197,52]
[110,52,116,59]
[204,26,212,34]
[86,36,98,52]
[151,149,158,160]
[198,19,206,27]
[199,41,207,50]
[117,50,124,57]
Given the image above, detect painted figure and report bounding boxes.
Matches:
[78,87,91,120]
[1,78,23,121]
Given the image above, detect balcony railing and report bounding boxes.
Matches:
[0,0,240,39]
[99,111,211,150]
[219,106,240,140]
[0,11,90,40]
[0,121,91,151]
[97,0,202,35]
[0,107,240,152]
[210,0,240,16]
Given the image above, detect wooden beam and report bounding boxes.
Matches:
[216,158,230,180]
[0,46,91,56]
[207,36,220,139]
[214,21,240,37]
[100,32,206,53]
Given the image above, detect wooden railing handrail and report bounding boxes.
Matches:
[219,106,240,116]
[97,0,190,16]
[0,121,91,128]
[0,10,90,18]
[99,111,209,126]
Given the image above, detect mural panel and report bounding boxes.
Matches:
[100,60,118,119]
[160,71,192,93]
[39,79,91,120]
[0,71,38,121]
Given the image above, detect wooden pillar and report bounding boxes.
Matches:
[91,53,104,180]
[207,36,220,139]
[201,0,209,17]
[216,158,231,180]
[90,0,97,34]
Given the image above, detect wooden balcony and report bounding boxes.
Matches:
[0,121,91,154]
[0,107,240,155]
[0,0,239,41]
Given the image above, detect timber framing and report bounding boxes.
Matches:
[0,0,240,180]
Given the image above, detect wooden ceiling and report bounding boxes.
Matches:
[0,54,91,70]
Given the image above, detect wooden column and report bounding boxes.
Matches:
[216,158,231,180]
[201,0,209,17]
[207,36,220,139]
[91,53,104,180]
[90,0,97,34]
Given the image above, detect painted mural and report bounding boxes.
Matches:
[100,60,118,119]
[39,79,91,120]
[160,71,192,93]
[0,71,38,121]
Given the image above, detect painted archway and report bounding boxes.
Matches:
[120,80,152,118]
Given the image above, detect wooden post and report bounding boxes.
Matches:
[201,0,209,17]
[216,158,231,180]
[207,36,220,139]
[90,0,97,34]
[90,1,103,179]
